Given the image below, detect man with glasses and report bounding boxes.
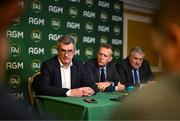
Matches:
[86,43,125,92]
[36,35,95,97]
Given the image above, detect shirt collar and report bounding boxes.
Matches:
[99,66,106,70]
[58,58,73,69]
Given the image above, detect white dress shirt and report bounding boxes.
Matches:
[58,58,72,96]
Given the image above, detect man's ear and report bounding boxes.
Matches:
[168,23,180,46]
[109,56,113,62]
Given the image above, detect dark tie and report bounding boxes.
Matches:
[100,68,106,82]
[134,69,139,85]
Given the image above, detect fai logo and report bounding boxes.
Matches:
[85,22,94,33]
[69,6,78,18]
[100,35,108,44]
[51,45,58,56]
[51,18,61,30]
[10,44,21,57]
[114,25,121,36]
[31,30,42,43]
[114,2,121,12]
[113,49,121,60]
[85,47,93,59]
[9,75,21,88]
[70,33,78,44]
[31,0,42,13]
[100,11,108,22]
[12,16,21,25]
[31,59,41,72]
[85,0,94,7]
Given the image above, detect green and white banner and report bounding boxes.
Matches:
[6,0,123,105]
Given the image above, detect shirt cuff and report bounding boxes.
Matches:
[66,89,71,96]
[110,81,114,86]
[115,86,118,91]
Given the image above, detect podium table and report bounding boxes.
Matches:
[36,92,124,120]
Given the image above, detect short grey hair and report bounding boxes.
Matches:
[129,47,145,56]
[57,35,76,50]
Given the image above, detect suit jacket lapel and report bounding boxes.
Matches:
[139,67,143,82]
[94,61,100,82]
[55,56,62,87]
[106,65,111,81]
[127,60,134,83]
[70,63,76,88]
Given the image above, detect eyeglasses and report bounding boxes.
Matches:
[59,49,74,55]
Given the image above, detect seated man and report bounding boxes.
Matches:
[116,47,155,88]
[86,43,125,92]
[34,35,95,97]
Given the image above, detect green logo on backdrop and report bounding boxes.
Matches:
[69,6,78,18]
[85,0,94,7]
[10,44,21,57]
[51,18,61,30]
[31,59,41,73]
[114,25,120,36]
[13,16,21,26]
[85,22,94,33]
[31,0,42,13]
[100,11,108,22]
[70,33,78,44]
[113,49,121,59]
[31,30,42,43]
[85,47,93,59]
[114,2,121,12]
[100,35,108,44]
[9,75,21,88]
[51,45,58,56]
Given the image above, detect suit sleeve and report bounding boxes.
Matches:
[116,62,127,85]
[110,63,121,86]
[116,62,133,87]
[82,63,97,92]
[145,61,155,81]
[37,62,69,97]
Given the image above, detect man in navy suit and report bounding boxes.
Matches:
[36,35,95,97]
[86,43,125,92]
[116,47,155,88]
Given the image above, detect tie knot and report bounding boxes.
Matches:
[101,68,104,71]
[134,69,138,72]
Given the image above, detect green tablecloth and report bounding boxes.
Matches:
[36,92,124,120]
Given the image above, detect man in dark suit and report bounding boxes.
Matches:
[116,47,155,87]
[35,35,95,97]
[86,43,125,92]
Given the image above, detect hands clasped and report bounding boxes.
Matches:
[96,82,111,91]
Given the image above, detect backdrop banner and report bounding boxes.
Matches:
[6,0,123,105]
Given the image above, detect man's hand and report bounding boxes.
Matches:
[70,88,85,97]
[81,87,95,96]
[117,83,125,91]
[70,87,95,97]
[96,82,111,91]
